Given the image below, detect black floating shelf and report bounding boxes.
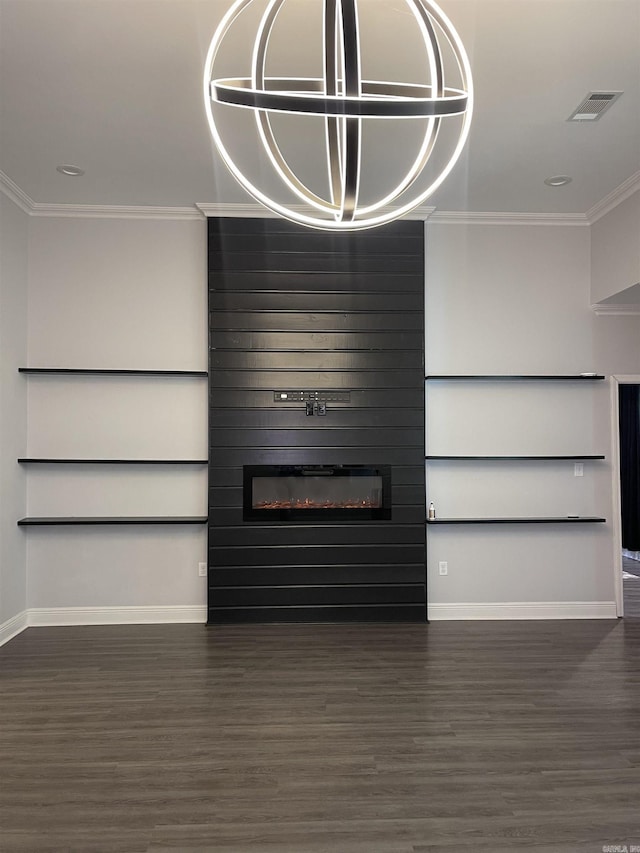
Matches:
[17,516,208,526]
[427,517,606,525]
[425,375,605,381]
[18,458,208,465]
[19,368,208,377]
[425,455,606,461]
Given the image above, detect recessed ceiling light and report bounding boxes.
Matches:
[56,164,85,176]
[544,175,572,187]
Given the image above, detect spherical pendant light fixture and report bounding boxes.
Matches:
[203,0,473,231]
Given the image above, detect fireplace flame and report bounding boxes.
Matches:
[254,498,380,510]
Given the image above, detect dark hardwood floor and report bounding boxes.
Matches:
[1,620,640,853]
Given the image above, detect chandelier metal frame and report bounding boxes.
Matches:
[203,0,473,231]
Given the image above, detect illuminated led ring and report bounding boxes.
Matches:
[213,79,469,118]
[203,0,473,231]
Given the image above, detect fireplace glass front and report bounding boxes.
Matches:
[243,465,392,521]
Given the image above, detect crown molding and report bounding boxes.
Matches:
[30,203,204,220]
[195,202,436,220]
[0,173,205,219]
[0,170,35,214]
[428,210,589,226]
[592,303,640,316]
[2,168,636,225]
[587,171,640,224]
[196,202,278,218]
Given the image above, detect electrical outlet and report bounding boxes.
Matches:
[574,463,584,477]
[438,561,448,576]
[198,562,207,577]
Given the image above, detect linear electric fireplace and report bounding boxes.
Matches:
[243,465,392,522]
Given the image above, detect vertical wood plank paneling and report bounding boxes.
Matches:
[208,218,425,622]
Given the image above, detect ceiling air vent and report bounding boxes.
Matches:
[568,91,623,121]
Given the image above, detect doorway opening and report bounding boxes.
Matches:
[611,377,640,617]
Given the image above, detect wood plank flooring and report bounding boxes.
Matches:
[1,620,640,853]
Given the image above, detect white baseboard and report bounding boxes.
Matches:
[28,605,207,627]
[1,601,618,646]
[0,610,29,647]
[428,601,618,620]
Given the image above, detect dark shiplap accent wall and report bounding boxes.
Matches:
[208,217,426,623]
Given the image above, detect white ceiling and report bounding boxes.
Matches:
[0,0,639,215]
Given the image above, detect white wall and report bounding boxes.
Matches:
[25,217,208,618]
[18,212,640,623]
[591,189,640,303]
[426,222,640,617]
[0,192,28,634]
